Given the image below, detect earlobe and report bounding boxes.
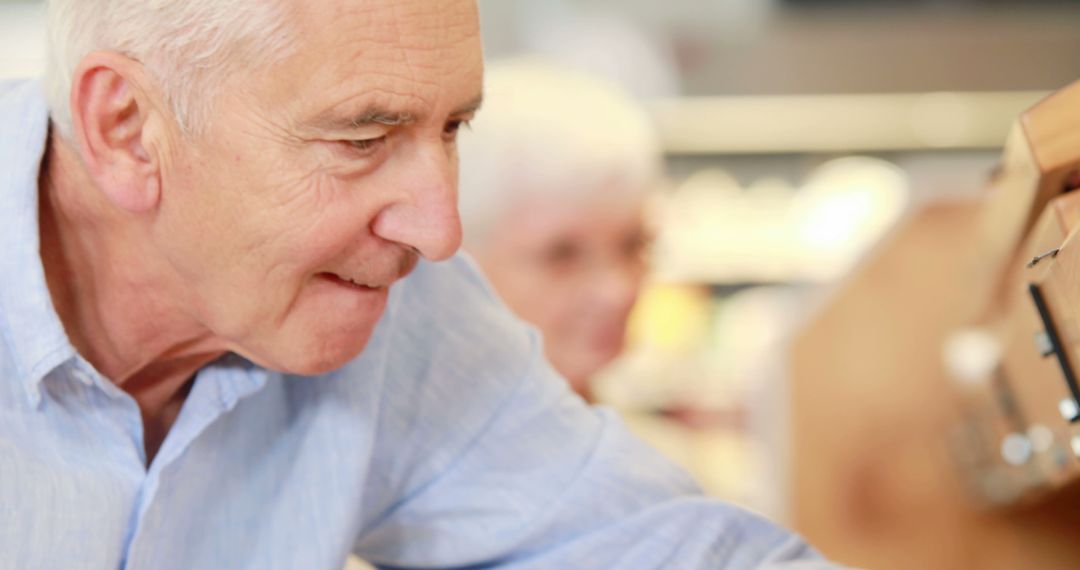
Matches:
[70,52,163,214]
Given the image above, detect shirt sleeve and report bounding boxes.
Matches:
[353,350,839,568]
[350,257,845,569]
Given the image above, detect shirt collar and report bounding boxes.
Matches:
[0,80,79,407]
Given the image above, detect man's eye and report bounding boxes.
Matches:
[623,233,654,259]
[542,241,582,267]
[346,136,386,154]
[443,119,470,142]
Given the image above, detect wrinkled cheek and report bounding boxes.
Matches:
[275,177,369,266]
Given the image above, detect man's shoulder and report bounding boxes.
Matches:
[0,78,44,113]
[0,79,49,155]
[0,79,26,98]
[0,81,18,100]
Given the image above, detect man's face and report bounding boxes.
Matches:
[152,0,483,374]
[475,194,650,393]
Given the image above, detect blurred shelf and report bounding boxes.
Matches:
[651,91,1049,155]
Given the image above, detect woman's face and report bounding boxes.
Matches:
[473,193,650,396]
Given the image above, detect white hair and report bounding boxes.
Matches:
[457,58,663,245]
[44,0,295,138]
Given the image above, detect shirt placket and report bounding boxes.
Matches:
[121,362,269,570]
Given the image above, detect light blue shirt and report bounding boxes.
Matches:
[0,79,836,570]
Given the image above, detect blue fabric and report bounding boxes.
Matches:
[0,79,839,570]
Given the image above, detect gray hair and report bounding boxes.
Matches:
[457,58,662,246]
[44,0,295,138]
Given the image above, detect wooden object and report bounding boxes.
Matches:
[789,79,1080,569]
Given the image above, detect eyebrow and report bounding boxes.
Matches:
[318,93,484,132]
[452,94,484,118]
[349,110,416,128]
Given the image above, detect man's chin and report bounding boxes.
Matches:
[258,284,390,375]
[291,331,376,376]
[236,325,376,377]
[283,359,353,377]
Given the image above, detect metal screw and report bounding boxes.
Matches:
[1001,433,1033,466]
[1060,398,1080,422]
[1034,331,1054,357]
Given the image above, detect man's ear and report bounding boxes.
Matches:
[70,51,164,214]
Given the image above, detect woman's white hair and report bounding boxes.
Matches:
[457,58,662,246]
[44,0,295,138]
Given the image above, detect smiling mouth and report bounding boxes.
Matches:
[317,252,420,292]
[319,272,384,291]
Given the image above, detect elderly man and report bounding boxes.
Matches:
[0,0,838,568]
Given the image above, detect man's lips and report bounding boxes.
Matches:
[315,250,419,291]
[318,251,420,291]
[318,272,386,291]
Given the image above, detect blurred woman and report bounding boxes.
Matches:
[458,59,663,401]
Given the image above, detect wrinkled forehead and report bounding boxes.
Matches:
[260,0,483,121]
[317,0,476,42]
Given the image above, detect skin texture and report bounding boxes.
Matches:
[38,0,484,462]
[472,194,649,400]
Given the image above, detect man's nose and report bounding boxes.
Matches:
[371,146,463,261]
[589,257,644,313]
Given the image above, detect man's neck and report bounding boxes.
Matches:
[38,133,228,461]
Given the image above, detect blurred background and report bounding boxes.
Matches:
[469,3,1080,568]
[5,0,1080,568]
[470,0,1079,528]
